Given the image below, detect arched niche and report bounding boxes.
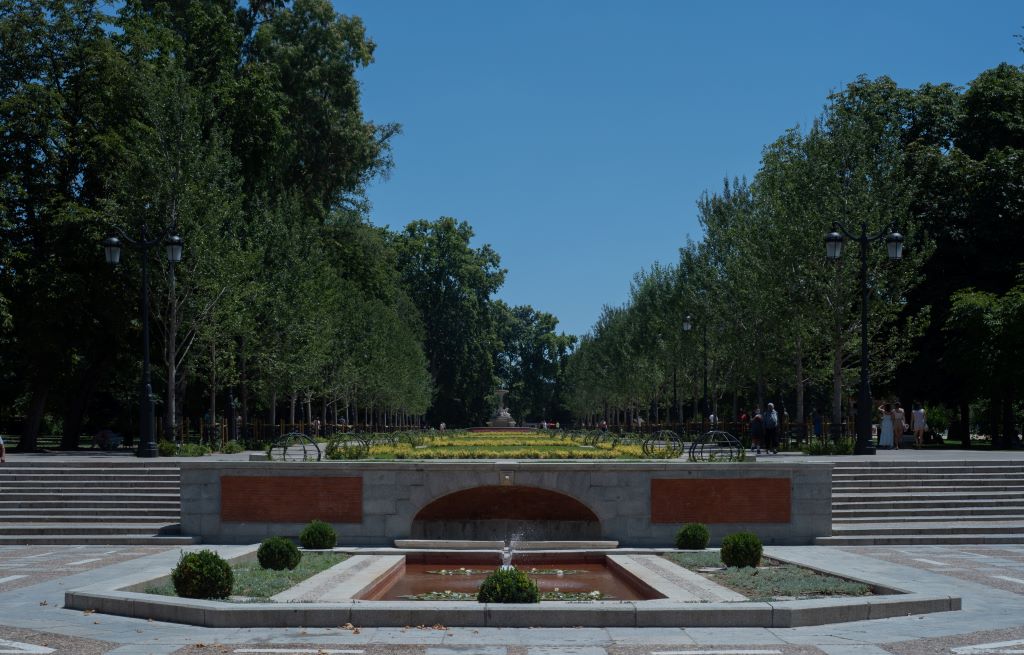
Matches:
[410,485,601,541]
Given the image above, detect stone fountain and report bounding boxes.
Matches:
[486,388,516,428]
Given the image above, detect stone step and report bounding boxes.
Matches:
[831,520,1024,536]
[834,506,1024,520]
[0,496,178,505]
[0,508,180,518]
[0,462,181,469]
[816,533,1024,546]
[0,473,180,482]
[0,522,184,535]
[0,493,179,503]
[0,514,180,524]
[0,534,199,545]
[0,501,179,511]
[834,499,1024,511]
[834,479,1024,489]
[0,481,180,490]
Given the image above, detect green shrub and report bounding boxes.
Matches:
[158,440,176,457]
[299,520,337,549]
[720,532,763,568]
[675,523,710,550]
[177,443,212,457]
[171,550,233,599]
[477,567,539,603]
[257,537,301,570]
[221,440,245,454]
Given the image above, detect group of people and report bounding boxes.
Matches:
[877,402,928,449]
[746,403,781,454]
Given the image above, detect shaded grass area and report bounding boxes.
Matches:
[663,552,872,601]
[146,552,348,600]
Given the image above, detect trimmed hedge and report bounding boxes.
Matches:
[720,531,763,568]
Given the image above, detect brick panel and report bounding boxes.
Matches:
[650,478,791,524]
[221,476,362,523]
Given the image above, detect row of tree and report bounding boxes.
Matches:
[0,0,573,448]
[564,56,1024,445]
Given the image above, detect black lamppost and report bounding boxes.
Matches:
[681,313,709,431]
[102,227,183,458]
[825,221,903,455]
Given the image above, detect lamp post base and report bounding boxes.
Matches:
[137,442,159,458]
[853,442,877,455]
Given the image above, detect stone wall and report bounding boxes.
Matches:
[179,460,832,546]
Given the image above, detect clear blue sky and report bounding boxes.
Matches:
[339,0,1022,338]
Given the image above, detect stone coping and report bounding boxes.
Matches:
[188,460,830,471]
[393,540,620,550]
[64,545,959,628]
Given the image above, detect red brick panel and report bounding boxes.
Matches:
[415,486,598,521]
[221,476,362,523]
[650,478,791,524]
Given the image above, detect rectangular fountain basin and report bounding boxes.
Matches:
[357,552,665,601]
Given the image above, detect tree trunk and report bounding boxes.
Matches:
[208,341,217,440]
[795,332,805,424]
[1004,385,1019,447]
[268,390,277,438]
[831,322,843,428]
[61,365,103,450]
[19,380,49,452]
[289,393,297,426]
[959,400,971,448]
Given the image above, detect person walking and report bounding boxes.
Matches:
[911,403,927,448]
[764,403,780,454]
[893,402,907,449]
[878,403,895,449]
[750,409,764,454]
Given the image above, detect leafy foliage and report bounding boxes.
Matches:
[675,523,711,550]
[257,537,301,571]
[476,567,540,603]
[720,532,763,568]
[171,550,233,599]
[299,520,337,549]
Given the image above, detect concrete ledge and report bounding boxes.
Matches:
[64,546,960,629]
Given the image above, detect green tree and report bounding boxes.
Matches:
[395,218,505,426]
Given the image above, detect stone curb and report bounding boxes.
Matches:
[63,546,961,628]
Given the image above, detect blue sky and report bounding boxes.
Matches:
[340,1,1022,337]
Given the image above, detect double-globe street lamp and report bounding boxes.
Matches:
[102,227,183,458]
[824,221,903,455]
[681,314,709,431]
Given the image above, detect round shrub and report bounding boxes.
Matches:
[720,531,763,568]
[300,520,337,550]
[257,536,301,570]
[477,567,540,603]
[171,549,233,599]
[675,522,710,550]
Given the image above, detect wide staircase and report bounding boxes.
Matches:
[0,460,197,545]
[817,460,1024,545]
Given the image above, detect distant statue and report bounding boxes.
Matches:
[487,389,516,428]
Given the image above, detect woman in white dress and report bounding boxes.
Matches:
[878,403,895,449]
[911,403,927,448]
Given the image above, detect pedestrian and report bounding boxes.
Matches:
[439,422,446,431]
[764,403,780,454]
[751,409,764,454]
[812,407,823,439]
[878,403,895,449]
[893,402,907,448]
[0,434,5,463]
[708,412,718,428]
[911,403,927,448]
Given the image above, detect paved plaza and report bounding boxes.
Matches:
[2,449,1024,653]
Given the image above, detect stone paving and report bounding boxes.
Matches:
[0,544,1021,653]
[2,448,1024,653]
